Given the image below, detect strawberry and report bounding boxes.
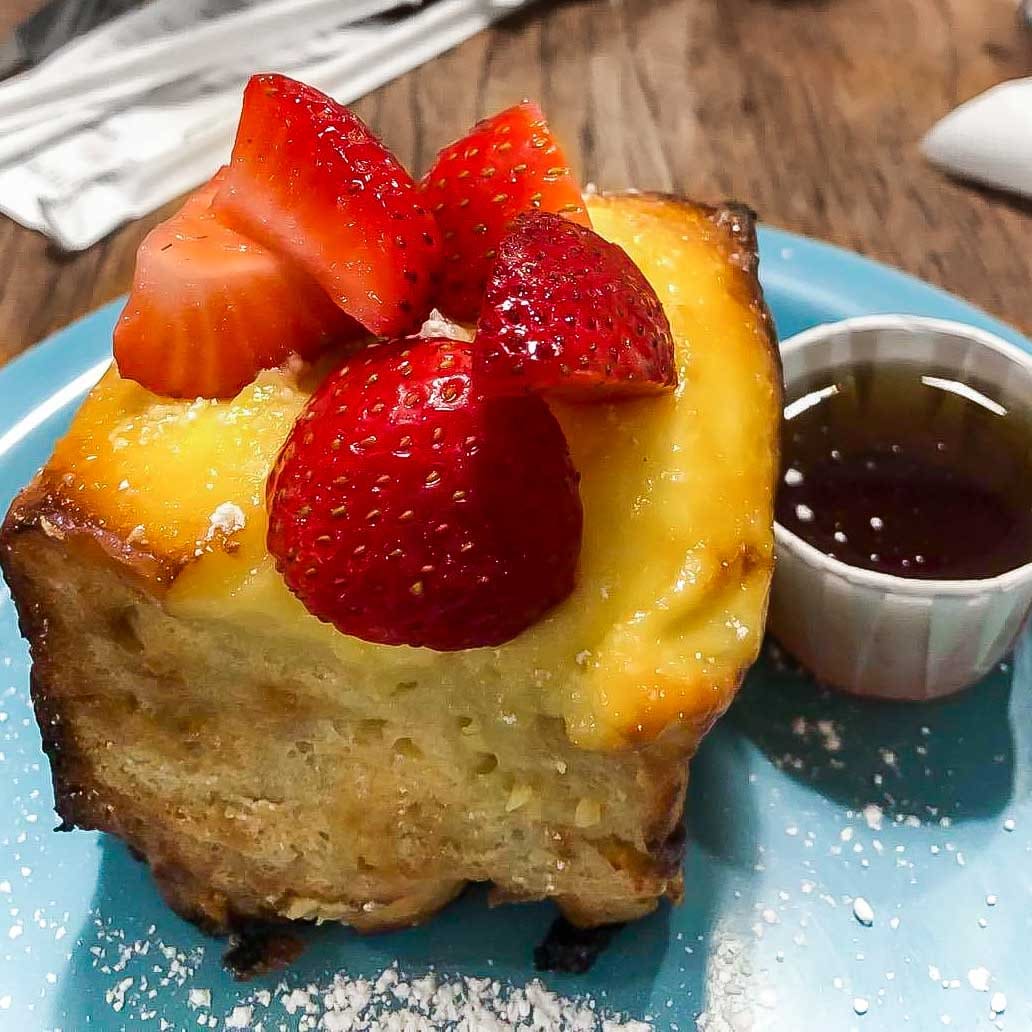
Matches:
[267,337,582,651]
[420,101,591,322]
[475,211,677,399]
[114,170,358,399]
[214,74,441,338]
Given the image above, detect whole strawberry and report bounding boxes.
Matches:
[267,337,582,650]
[476,210,678,399]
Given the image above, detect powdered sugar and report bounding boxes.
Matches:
[216,967,651,1030]
[418,309,474,343]
[90,914,653,1031]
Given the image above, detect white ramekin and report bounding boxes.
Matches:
[769,315,1032,701]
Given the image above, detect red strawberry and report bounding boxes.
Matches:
[267,337,582,650]
[420,101,591,322]
[213,74,441,338]
[114,170,357,399]
[475,211,677,399]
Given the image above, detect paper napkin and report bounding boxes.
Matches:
[0,0,528,250]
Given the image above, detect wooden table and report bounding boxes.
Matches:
[1,0,1030,367]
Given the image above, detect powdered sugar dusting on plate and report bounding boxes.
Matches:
[84,914,652,1030]
[100,947,653,1030]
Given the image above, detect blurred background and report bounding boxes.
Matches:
[0,0,1030,368]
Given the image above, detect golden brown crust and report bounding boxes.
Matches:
[636,192,780,388]
[0,519,237,933]
[3,470,180,589]
[0,517,689,935]
[707,199,782,387]
[1,511,95,835]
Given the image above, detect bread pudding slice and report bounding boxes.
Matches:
[1,193,779,938]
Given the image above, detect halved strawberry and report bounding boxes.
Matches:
[267,337,582,651]
[420,101,591,322]
[114,170,358,399]
[214,74,441,338]
[475,211,677,399]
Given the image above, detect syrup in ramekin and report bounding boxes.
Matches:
[776,361,1032,580]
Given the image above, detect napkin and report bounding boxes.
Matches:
[0,0,529,251]
[921,77,1032,201]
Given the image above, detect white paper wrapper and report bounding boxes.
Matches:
[921,77,1032,201]
[0,0,413,137]
[0,0,527,250]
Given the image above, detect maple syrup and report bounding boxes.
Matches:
[776,360,1032,580]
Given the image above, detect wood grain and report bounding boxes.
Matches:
[1,0,1030,367]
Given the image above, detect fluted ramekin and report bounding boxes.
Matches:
[769,315,1032,701]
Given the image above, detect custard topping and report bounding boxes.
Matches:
[40,194,779,750]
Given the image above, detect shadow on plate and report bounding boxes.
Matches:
[728,635,1018,826]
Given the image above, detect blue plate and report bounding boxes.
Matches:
[2,228,1030,1031]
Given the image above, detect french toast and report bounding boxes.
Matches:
[1,81,779,949]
